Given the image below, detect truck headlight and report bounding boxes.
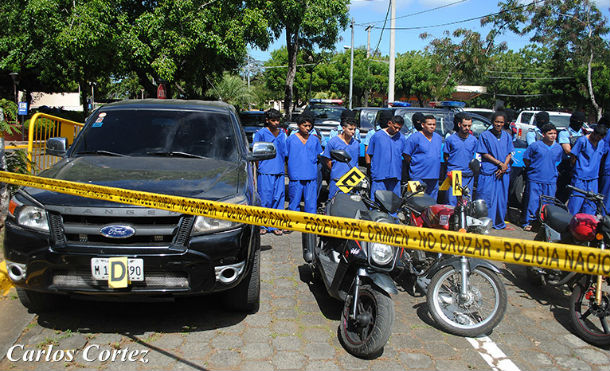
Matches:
[370,243,394,265]
[191,216,240,235]
[12,201,49,233]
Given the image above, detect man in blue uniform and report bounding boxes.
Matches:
[404,114,443,201]
[556,112,586,202]
[253,109,287,235]
[598,114,610,215]
[526,111,549,146]
[286,114,322,215]
[322,117,360,199]
[476,111,514,229]
[568,124,608,215]
[443,113,477,205]
[521,124,564,230]
[367,115,406,199]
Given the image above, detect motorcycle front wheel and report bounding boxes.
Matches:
[339,285,394,359]
[427,266,507,337]
[569,279,610,346]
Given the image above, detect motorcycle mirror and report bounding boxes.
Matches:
[469,158,481,177]
[330,149,351,163]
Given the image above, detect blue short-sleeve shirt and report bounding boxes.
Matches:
[367,129,406,181]
[322,135,360,182]
[476,130,515,176]
[253,127,286,175]
[444,133,477,177]
[286,134,322,180]
[523,140,564,183]
[571,136,608,180]
[558,127,584,145]
[403,132,443,180]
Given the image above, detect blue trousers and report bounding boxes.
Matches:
[600,174,610,216]
[477,173,509,229]
[328,180,340,200]
[288,179,317,214]
[446,176,473,206]
[568,178,598,215]
[258,173,285,231]
[522,181,556,227]
[370,178,400,201]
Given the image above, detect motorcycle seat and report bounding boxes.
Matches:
[327,192,369,219]
[406,195,436,213]
[543,204,572,234]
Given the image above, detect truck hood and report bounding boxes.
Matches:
[25,156,243,207]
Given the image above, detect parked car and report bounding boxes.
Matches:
[463,107,494,121]
[289,99,347,139]
[4,99,276,313]
[238,110,266,146]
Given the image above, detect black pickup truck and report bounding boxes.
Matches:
[3,99,275,313]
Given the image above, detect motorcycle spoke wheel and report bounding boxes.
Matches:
[427,266,506,337]
[569,282,610,346]
[339,285,394,359]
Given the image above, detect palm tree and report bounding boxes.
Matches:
[206,73,256,110]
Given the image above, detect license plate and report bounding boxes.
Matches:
[91,258,144,281]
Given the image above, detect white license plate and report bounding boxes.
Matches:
[91,258,144,281]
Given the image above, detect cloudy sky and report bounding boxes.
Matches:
[248,0,609,62]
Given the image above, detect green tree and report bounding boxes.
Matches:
[395,51,446,106]
[483,0,609,118]
[206,73,256,110]
[264,0,349,117]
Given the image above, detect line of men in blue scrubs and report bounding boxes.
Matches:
[254,107,610,235]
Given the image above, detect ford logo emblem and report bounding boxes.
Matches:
[100,225,136,239]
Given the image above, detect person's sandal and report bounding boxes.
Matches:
[523,225,532,231]
[272,229,283,236]
[260,229,267,235]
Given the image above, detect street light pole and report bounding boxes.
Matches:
[388,0,396,105]
[348,17,355,110]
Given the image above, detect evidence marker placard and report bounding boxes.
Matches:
[439,171,462,196]
[0,170,608,277]
[335,167,366,194]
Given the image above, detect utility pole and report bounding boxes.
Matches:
[365,24,373,58]
[388,0,396,105]
[349,18,354,110]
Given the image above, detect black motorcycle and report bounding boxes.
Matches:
[302,150,398,358]
[527,185,610,346]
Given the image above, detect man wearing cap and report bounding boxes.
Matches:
[556,111,586,202]
[526,111,549,146]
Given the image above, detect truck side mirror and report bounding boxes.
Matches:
[46,137,68,157]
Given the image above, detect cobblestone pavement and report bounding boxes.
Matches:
[1,225,609,371]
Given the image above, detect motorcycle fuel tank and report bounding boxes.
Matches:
[422,205,455,230]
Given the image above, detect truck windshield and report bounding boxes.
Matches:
[71,110,239,161]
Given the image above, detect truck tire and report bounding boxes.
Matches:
[223,238,260,313]
[17,288,62,313]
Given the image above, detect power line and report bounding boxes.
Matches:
[355,0,468,26]
[371,1,392,58]
[369,0,541,30]
[486,76,574,80]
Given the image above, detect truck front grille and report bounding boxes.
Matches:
[48,212,193,248]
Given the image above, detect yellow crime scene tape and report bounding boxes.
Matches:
[0,170,609,278]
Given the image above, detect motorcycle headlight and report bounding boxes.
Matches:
[191,216,240,235]
[10,199,49,233]
[370,243,394,266]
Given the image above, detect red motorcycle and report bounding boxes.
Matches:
[394,161,507,337]
[528,185,610,346]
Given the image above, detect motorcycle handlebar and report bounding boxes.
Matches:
[567,185,604,201]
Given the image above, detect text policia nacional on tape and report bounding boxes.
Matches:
[0,170,608,277]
